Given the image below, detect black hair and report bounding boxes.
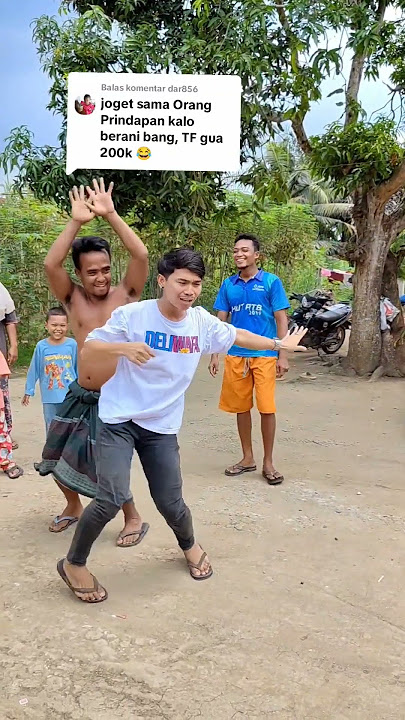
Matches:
[157,248,205,280]
[84,94,91,100]
[235,232,260,253]
[46,306,67,321]
[71,236,111,270]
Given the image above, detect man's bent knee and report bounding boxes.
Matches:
[93,497,121,523]
[155,496,191,526]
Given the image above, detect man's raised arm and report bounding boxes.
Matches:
[85,178,148,300]
[106,212,148,300]
[44,186,95,303]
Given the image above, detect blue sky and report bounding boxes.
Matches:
[0,2,396,189]
[0,0,61,186]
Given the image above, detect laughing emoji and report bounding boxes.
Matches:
[137,146,151,160]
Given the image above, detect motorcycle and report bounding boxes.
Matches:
[288,290,352,354]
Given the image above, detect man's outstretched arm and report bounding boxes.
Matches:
[44,186,95,303]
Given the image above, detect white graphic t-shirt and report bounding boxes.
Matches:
[87,299,237,434]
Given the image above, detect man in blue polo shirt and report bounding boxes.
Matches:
[209,233,290,485]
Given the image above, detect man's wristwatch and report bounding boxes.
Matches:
[273,338,283,351]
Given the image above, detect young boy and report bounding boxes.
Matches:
[22,307,77,433]
[56,248,306,603]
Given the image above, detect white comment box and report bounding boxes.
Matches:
[66,73,241,174]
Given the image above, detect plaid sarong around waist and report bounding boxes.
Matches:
[34,381,100,498]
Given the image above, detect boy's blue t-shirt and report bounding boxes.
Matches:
[213,270,290,357]
[24,337,78,403]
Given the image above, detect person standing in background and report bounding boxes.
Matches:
[209,233,290,485]
[0,282,19,450]
[0,350,23,478]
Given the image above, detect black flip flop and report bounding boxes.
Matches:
[57,559,108,603]
[225,464,257,477]
[116,521,150,548]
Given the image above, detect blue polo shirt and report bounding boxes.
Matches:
[213,270,290,357]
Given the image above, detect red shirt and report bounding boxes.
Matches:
[80,101,95,115]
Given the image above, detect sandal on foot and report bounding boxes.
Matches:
[49,515,79,533]
[225,464,256,477]
[3,464,24,479]
[57,559,108,604]
[11,440,19,450]
[262,470,284,485]
[116,521,150,548]
[187,550,213,581]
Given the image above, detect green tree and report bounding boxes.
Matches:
[242,140,354,236]
[0,193,66,358]
[185,193,319,306]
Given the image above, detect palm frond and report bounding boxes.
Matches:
[264,142,295,184]
[311,203,353,219]
[311,213,356,236]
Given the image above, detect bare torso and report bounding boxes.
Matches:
[68,284,132,390]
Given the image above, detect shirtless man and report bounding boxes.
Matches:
[35,178,149,547]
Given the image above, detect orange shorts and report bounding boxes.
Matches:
[219,356,277,414]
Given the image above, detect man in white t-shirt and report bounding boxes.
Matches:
[57,248,306,603]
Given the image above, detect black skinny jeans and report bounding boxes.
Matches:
[67,420,195,566]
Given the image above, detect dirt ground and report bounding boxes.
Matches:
[1,351,404,720]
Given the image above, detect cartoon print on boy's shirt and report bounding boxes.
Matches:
[44,354,75,390]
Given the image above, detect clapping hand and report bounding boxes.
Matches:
[85,177,115,218]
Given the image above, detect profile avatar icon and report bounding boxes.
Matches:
[137,147,151,160]
[75,94,95,115]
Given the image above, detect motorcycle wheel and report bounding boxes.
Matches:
[321,326,346,354]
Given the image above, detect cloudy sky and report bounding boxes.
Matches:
[0,0,397,188]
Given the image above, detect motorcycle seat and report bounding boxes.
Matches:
[318,303,350,322]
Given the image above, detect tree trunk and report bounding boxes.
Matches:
[345,196,391,375]
[380,250,405,377]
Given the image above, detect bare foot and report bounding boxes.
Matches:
[61,559,107,602]
[184,544,213,579]
[116,518,148,547]
[49,501,83,532]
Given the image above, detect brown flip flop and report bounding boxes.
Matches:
[262,470,284,485]
[116,521,150,548]
[57,559,108,603]
[225,464,257,477]
[187,550,213,581]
